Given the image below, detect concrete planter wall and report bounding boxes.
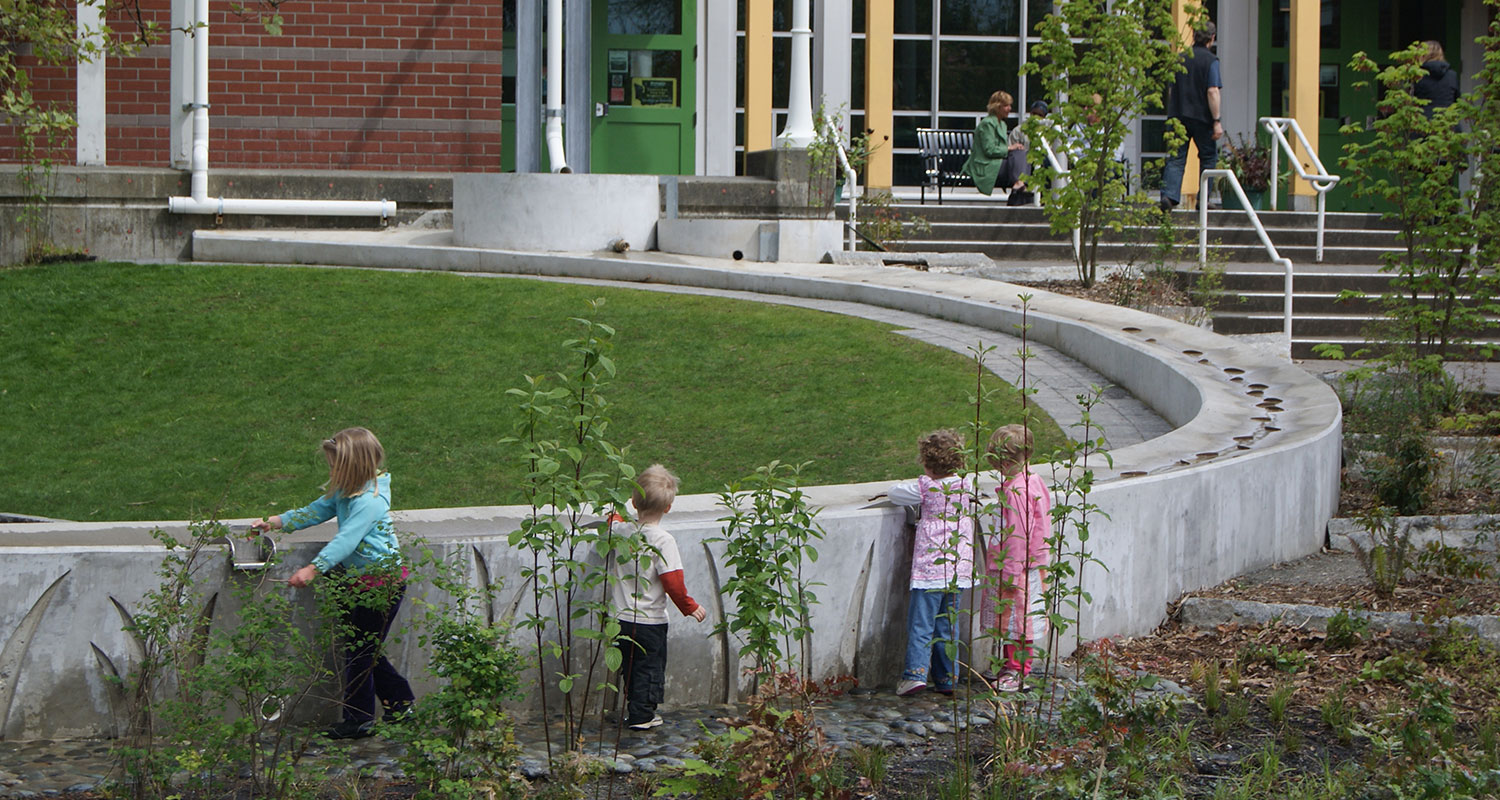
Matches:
[0,242,1342,739]
[453,174,659,252]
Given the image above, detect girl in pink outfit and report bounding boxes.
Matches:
[983,424,1053,692]
[887,430,976,697]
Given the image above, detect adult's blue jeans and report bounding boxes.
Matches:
[1160,116,1220,205]
[903,589,963,688]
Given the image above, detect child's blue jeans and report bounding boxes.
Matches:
[903,588,963,688]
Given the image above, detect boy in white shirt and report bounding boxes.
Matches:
[609,464,707,730]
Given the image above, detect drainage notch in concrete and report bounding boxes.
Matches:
[1224,367,1245,375]
[1249,383,1269,390]
[1183,349,1203,356]
[1120,470,1149,478]
[1122,327,1142,333]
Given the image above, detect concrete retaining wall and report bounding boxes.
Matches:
[0,242,1341,739]
[454,174,660,252]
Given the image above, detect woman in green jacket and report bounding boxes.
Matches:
[962,90,1028,197]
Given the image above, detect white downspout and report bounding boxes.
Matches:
[168,0,396,218]
[544,0,568,172]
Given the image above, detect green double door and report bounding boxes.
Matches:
[590,0,696,175]
[1258,0,1462,211]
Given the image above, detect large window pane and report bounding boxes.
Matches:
[607,0,681,35]
[894,39,934,111]
[938,41,1019,114]
[773,36,791,107]
[1027,0,1053,34]
[895,0,934,34]
[942,0,1019,37]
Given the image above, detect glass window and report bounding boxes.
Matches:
[895,152,926,185]
[1320,63,1339,119]
[852,38,865,111]
[938,41,1019,115]
[1027,0,1053,35]
[607,49,682,106]
[1272,0,1289,49]
[895,0,934,35]
[942,0,1020,37]
[1320,0,1340,49]
[607,0,681,35]
[893,39,934,111]
[773,36,791,107]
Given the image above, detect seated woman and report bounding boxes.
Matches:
[962,90,1030,204]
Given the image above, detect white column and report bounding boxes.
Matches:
[700,0,739,175]
[75,1,106,165]
[813,0,852,119]
[775,0,816,147]
[1217,0,1258,139]
[169,0,193,168]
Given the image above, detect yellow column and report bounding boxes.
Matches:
[1287,0,1320,200]
[745,0,774,154]
[1172,0,1202,207]
[864,0,893,189]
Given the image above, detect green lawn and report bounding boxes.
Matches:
[0,262,1065,521]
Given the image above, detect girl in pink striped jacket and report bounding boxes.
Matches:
[983,424,1053,692]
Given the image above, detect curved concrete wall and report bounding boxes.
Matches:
[0,240,1341,739]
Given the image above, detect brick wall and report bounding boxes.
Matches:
[1,0,504,171]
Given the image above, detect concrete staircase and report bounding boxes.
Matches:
[890,200,1402,265]
[885,200,1498,359]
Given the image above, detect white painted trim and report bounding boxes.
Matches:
[75,1,107,165]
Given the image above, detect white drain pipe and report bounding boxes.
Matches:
[168,0,395,218]
[544,0,568,172]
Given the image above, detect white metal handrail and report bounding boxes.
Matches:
[1200,168,1294,359]
[1259,116,1341,263]
[825,112,860,252]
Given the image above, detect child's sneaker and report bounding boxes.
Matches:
[896,679,926,697]
[932,683,954,696]
[993,672,1023,693]
[627,714,664,730]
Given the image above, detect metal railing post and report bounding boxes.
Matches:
[1201,168,1295,359]
[1259,116,1341,262]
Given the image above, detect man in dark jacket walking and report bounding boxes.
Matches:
[1159,21,1223,211]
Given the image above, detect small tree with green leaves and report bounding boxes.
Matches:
[711,460,825,683]
[503,300,638,765]
[1336,34,1500,362]
[1024,0,1187,287]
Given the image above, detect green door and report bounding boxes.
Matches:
[1258,0,1461,212]
[591,0,696,174]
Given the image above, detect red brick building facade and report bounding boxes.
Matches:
[1,1,505,171]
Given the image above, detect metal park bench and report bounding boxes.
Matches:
[916,127,974,204]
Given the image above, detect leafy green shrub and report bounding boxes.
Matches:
[112,522,351,800]
[1237,643,1309,674]
[658,674,853,800]
[1350,506,1418,595]
[1365,429,1437,514]
[385,547,527,800]
[1325,608,1370,649]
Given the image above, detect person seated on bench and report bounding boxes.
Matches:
[961,90,1031,206]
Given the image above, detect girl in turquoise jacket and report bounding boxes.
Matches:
[253,427,413,740]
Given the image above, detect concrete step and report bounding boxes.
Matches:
[893,202,1402,231]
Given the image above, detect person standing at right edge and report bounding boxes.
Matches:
[1160,21,1223,212]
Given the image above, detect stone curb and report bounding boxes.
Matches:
[1177,596,1500,648]
[1327,514,1500,551]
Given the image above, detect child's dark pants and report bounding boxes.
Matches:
[619,619,668,725]
[341,585,415,723]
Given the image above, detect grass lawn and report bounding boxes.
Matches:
[0,262,1066,521]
